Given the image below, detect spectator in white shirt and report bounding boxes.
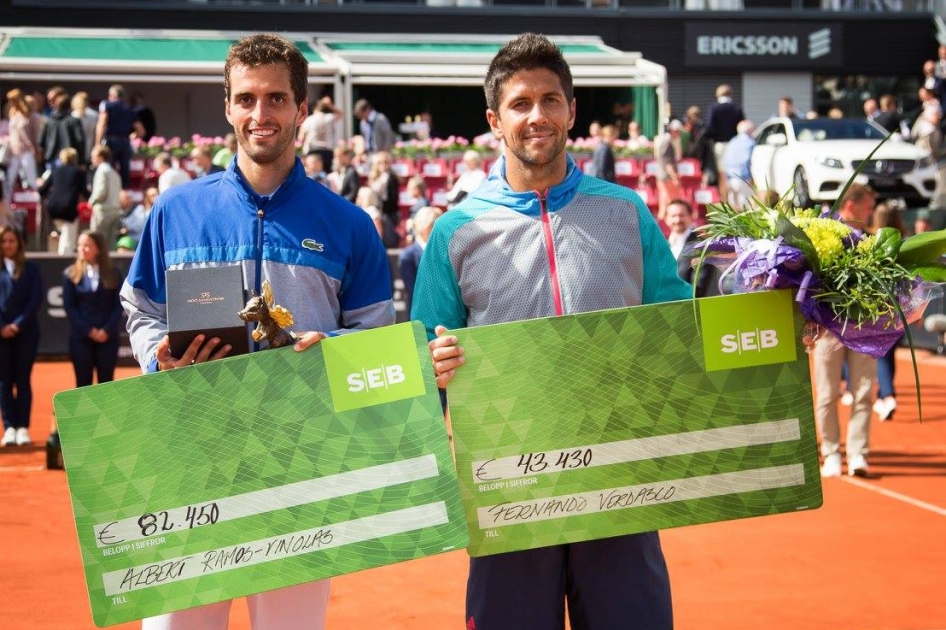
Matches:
[154,152,192,194]
[446,150,488,209]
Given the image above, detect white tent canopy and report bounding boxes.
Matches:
[310,33,668,137]
[0,28,668,137]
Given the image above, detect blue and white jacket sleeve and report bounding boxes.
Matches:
[410,216,468,340]
[119,205,168,373]
[637,202,694,305]
[336,214,396,333]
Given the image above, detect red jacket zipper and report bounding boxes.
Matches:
[537,191,564,316]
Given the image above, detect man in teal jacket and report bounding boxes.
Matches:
[412,33,690,630]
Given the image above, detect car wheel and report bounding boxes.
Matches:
[793,167,812,208]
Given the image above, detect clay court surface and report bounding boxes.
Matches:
[2,352,945,630]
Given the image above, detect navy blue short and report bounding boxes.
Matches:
[465,532,672,630]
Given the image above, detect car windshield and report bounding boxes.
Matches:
[792,119,887,142]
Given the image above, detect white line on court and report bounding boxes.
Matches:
[842,476,946,517]
[0,465,45,473]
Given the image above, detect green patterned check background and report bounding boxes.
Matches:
[53,322,468,627]
[448,290,823,557]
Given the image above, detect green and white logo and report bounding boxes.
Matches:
[699,290,797,372]
[323,323,427,412]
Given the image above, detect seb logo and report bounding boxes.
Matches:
[699,291,797,372]
[721,329,779,354]
[347,364,407,393]
[323,323,427,412]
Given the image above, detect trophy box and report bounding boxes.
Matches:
[166,266,250,358]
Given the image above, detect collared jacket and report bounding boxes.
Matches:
[411,155,691,336]
[0,260,43,336]
[120,158,395,373]
[63,267,124,338]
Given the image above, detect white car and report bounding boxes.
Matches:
[749,117,937,207]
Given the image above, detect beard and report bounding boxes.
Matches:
[507,128,567,168]
[237,121,298,166]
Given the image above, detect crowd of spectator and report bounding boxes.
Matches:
[2,37,944,495]
[1,75,939,256]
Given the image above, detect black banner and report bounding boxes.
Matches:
[685,22,843,69]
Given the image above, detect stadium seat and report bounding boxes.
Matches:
[677,158,702,180]
[391,158,415,180]
[689,185,720,222]
[640,158,661,187]
[10,189,40,241]
[431,189,450,209]
[450,158,467,177]
[398,189,415,208]
[129,157,147,189]
[615,158,641,188]
[418,158,449,188]
[633,185,659,215]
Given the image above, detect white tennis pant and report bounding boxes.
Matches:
[142,579,330,630]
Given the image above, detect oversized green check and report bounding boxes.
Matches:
[448,290,823,557]
[54,322,468,627]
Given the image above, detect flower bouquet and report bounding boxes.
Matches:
[683,201,946,361]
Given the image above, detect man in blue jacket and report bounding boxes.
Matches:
[120,33,394,630]
[412,33,690,630]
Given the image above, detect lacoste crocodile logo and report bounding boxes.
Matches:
[302,238,324,252]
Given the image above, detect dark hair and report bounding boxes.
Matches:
[224,33,308,108]
[54,92,72,112]
[484,33,573,114]
[870,202,906,236]
[0,226,26,278]
[67,231,119,289]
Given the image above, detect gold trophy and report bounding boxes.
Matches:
[237,280,297,348]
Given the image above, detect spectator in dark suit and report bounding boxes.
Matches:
[132,92,157,142]
[590,124,617,182]
[38,147,88,255]
[873,94,902,134]
[95,84,145,188]
[334,145,360,203]
[368,151,402,229]
[354,98,396,154]
[665,199,715,298]
[62,230,123,388]
[0,226,43,447]
[38,91,86,171]
[398,205,442,316]
[683,105,717,186]
[704,84,745,203]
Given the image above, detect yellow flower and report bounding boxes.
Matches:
[791,208,820,220]
[790,216,851,267]
[857,235,875,254]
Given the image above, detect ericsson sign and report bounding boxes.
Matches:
[686,22,842,68]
